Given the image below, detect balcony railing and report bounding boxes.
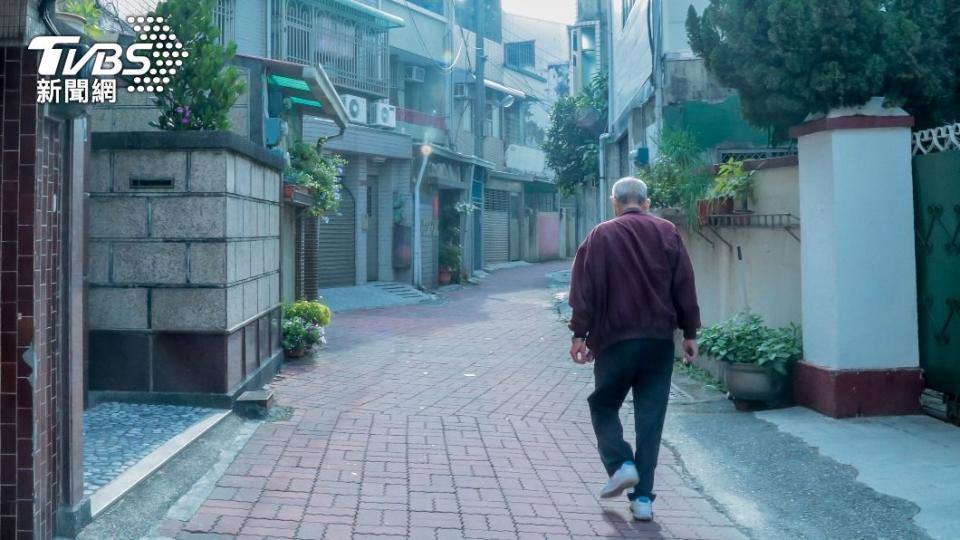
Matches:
[397,108,447,130]
[270,0,390,97]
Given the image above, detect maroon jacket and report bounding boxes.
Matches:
[568,208,701,358]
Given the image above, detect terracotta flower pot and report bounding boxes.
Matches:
[697,200,711,227]
[438,267,452,286]
[713,197,735,215]
[285,347,306,359]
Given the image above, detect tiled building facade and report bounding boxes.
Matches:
[1,11,89,536]
[1,46,60,540]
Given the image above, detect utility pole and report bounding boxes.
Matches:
[471,0,487,272]
[473,0,486,159]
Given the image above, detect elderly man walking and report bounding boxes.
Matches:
[568,177,701,521]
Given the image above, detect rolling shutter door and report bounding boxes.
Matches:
[297,187,357,292]
[483,189,510,264]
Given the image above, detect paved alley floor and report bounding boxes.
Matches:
[158,262,748,540]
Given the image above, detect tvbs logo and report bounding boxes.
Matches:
[27,16,186,104]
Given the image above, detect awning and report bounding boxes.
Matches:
[424,144,496,169]
[331,0,405,28]
[261,63,348,131]
[268,75,310,93]
[523,179,559,194]
[303,66,348,130]
[484,79,526,99]
[489,169,556,193]
[288,96,323,109]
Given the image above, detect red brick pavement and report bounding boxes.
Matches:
[159,263,748,540]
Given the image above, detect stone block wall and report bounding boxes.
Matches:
[87,133,284,402]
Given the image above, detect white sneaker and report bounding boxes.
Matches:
[630,496,653,521]
[599,462,639,499]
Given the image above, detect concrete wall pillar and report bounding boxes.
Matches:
[791,101,922,417]
[341,156,368,285]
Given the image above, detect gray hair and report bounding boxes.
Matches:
[611,177,648,204]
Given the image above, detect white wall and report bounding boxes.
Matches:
[609,0,653,126]
[681,164,801,329]
[383,0,449,62]
[798,125,919,371]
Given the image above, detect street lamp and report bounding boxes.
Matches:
[413,145,433,288]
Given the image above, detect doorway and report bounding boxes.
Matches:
[366,178,379,282]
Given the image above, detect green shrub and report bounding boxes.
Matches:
[150,0,246,130]
[438,244,461,271]
[700,313,802,375]
[707,159,755,208]
[283,300,332,327]
[281,316,315,350]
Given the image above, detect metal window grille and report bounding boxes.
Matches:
[504,105,521,145]
[717,148,797,163]
[0,0,26,42]
[214,0,237,46]
[272,0,389,97]
[505,41,535,69]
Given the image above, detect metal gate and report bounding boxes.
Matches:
[913,126,960,409]
[298,186,356,292]
[483,189,510,263]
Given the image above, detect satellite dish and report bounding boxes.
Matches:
[501,95,515,109]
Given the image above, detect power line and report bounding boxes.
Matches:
[401,2,467,73]
[500,26,569,64]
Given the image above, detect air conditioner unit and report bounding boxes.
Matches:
[370,101,396,129]
[341,94,368,124]
[405,65,426,83]
[453,83,472,99]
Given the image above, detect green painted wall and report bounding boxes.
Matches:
[663,95,770,150]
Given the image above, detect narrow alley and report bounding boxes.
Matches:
[133,262,747,540]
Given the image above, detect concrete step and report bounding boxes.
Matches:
[234,389,275,419]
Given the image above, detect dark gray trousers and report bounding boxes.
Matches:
[587,338,674,500]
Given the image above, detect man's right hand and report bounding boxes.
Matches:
[570,339,594,364]
[681,339,699,365]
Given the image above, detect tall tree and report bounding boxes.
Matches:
[687,0,958,139]
[544,73,608,196]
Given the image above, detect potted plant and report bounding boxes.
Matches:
[281,300,332,358]
[641,129,712,229]
[438,244,461,286]
[706,159,755,224]
[57,0,104,38]
[284,141,347,218]
[699,313,802,408]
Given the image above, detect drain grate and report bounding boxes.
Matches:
[668,383,695,402]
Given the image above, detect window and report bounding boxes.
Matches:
[214,0,236,46]
[505,41,535,70]
[503,102,522,144]
[484,103,501,138]
[273,0,391,97]
[622,0,637,27]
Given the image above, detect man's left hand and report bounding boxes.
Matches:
[570,339,594,364]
